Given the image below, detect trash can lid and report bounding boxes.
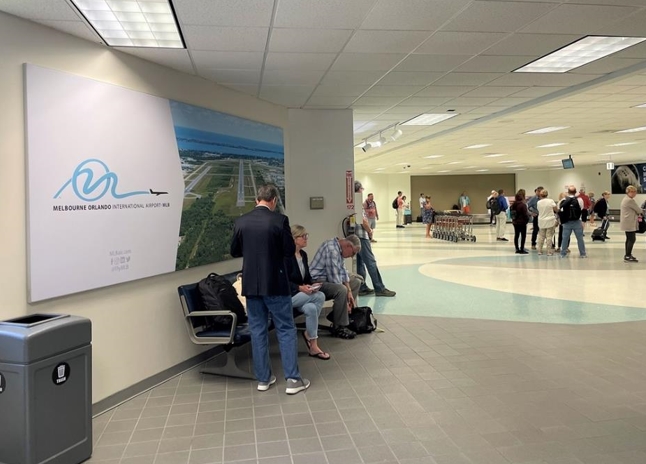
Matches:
[0,314,91,363]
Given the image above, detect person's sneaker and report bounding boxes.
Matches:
[375,289,396,297]
[330,326,356,339]
[359,288,375,296]
[500,237,508,241]
[257,375,276,392]
[286,378,310,395]
[531,246,537,250]
[537,251,543,255]
[519,250,529,254]
[624,256,638,263]
[580,255,588,258]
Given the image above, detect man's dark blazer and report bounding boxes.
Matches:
[230,205,295,297]
[286,250,313,297]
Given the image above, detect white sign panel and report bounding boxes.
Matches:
[25,64,185,301]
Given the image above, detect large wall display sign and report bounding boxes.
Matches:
[611,163,646,194]
[24,65,284,302]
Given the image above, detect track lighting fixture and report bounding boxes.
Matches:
[390,126,403,142]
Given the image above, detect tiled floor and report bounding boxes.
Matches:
[90,223,646,464]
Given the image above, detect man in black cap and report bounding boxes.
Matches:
[527,186,543,250]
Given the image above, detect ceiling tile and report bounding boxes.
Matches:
[520,4,638,34]
[183,26,268,51]
[321,71,387,85]
[259,85,315,107]
[269,29,353,53]
[394,55,472,72]
[463,86,528,98]
[262,69,326,86]
[0,0,78,20]
[570,57,646,75]
[363,85,426,97]
[455,55,536,73]
[353,96,405,106]
[221,84,258,96]
[483,33,581,57]
[174,0,273,27]
[510,87,564,97]
[264,53,337,71]
[399,96,453,106]
[415,32,508,55]
[432,73,503,86]
[198,69,261,85]
[415,86,475,97]
[191,51,264,71]
[311,84,372,97]
[488,73,600,87]
[445,97,500,106]
[443,1,557,33]
[361,0,472,31]
[596,10,646,37]
[378,71,444,86]
[306,96,356,106]
[117,48,196,75]
[274,0,378,28]
[330,53,406,71]
[344,30,431,54]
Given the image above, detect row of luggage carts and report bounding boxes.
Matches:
[432,211,477,242]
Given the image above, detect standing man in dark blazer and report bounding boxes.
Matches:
[230,184,310,395]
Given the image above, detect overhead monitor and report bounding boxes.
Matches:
[562,157,575,169]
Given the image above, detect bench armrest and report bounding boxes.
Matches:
[185,311,238,342]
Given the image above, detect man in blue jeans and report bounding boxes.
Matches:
[560,185,587,258]
[354,181,396,298]
[230,184,310,395]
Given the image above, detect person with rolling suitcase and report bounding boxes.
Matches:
[591,191,611,241]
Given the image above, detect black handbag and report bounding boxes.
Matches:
[348,306,377,334]
[638,217,646,234]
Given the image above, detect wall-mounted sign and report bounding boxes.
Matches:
[52,363,70,386]
[346,170,354,210]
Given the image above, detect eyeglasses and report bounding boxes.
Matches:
[298,234,309,239]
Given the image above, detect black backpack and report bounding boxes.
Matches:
[348,306,377,334]
[392,197,398,209]
[197,273,247,328]
[558,197,582,223]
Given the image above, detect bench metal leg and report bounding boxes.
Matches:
[201,349,255,380]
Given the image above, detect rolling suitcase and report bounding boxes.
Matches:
[591,218,609,241]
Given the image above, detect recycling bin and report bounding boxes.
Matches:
[0,314,92,464]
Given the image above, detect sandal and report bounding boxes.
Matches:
[301,331,311,350]
[309,350,330,360]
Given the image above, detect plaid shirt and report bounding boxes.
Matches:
[309,238,349,284]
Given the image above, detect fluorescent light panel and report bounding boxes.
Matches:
[616,126,646,133]
[70,0,185,48]
[598,152,623,156]
[608,142,639,146]
[463,144,491,149]
[483,153,505,158]
[541,152,566,157]
[514,36,646,73]
[525,126,569,134]
[633,103,646,108]
[424,155,444,159]
[403,113,457,126]
[536,143,567,148]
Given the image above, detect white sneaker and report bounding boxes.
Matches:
[285,378,310,395]
[257,375,276,391]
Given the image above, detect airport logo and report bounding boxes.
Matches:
[54,159,167,202]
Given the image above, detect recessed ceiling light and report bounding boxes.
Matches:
[70,0,185,48]
[541,152,566,157]
[514,36,646,73]
[402,113,458,126]
[607,142,639,146]
[483,153,506,158]
[509,165,524,168]
[476,169,489,172]
[616,126,646,133]
[448,161,464,165]
[598,152,624,156]
[424,155,444,159]
[524,126,569,134]
[463,144,491,149]
[375,168,385,171]
[498,160,516,164]
[536,143,567,148]
[437,170,451,173]
[515,168,527,171]
[395,162,410,165]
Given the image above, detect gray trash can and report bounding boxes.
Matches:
[0,314,92,464]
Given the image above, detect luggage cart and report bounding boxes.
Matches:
[432,211,476,242]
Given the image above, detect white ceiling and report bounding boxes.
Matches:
[3,0,646,174]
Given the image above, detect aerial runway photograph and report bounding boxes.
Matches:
[169,101,285,270]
